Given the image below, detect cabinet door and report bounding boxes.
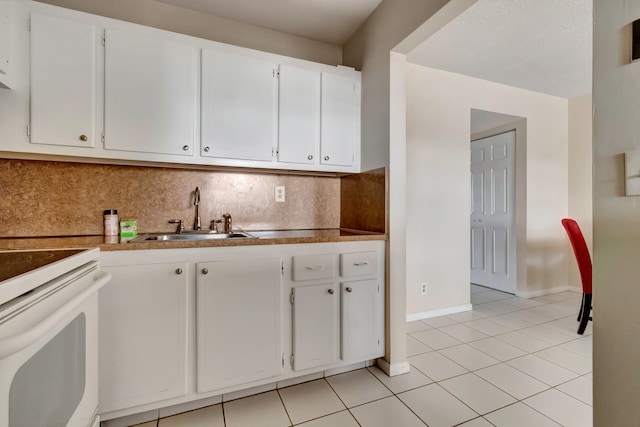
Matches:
[104,29,197,156]
[292,283,337,371]
[320,73,356,167]
[30,13,96,147]
[99,262,189,413]
[0,2,10,87]
[277,65,319,165]
[201,49,276,161]
[196,257,282,392]
[341,279,381,360]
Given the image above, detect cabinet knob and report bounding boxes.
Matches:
[328,289,334,295]
[307,155,313,160]
[345,287,352,293]
[324,156,330,161]
[79,135,88,142]
[175,268,183,275]
[183,145,190,151]
[204,146,210,153]
[202,268,209,275]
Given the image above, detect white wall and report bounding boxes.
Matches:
[593,1,640,423]
[35,0,342,65]
[567,94,593,290]
[406,64,569,316]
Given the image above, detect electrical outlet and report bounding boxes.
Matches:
[420,282,427,295]
[275,185,285,202]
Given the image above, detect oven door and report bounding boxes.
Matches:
[0,261,110,427]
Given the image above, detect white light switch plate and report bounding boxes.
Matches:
[625,150,640,196]
[275,185,285,202]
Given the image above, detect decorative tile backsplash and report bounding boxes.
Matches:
[0,159,342,237]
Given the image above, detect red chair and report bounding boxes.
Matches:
[561,218,592,334]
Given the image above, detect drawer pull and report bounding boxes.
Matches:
[353,262,369,267]
[306,265,324,271]
[345,287,353,293]
[328,289,334,295]
[175,268,183,275]
[202,268,209,275]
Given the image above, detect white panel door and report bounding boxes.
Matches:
[99,262,189,413]
[277,64,320,165]
[196,257,282,392]
[201,49,276,161]
[104,29,197,156]
[470,131,516,293]
[292,283,337,371]
[341,279,381,360]
[30,13,97,148]
[320,73,355,167]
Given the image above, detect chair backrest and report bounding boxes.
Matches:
[561,218,592,294]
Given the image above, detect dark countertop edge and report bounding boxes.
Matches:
[0,229,387,252]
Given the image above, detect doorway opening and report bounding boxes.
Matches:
[470,109,527,295]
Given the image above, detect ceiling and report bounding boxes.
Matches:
[152,0,591,99]
[408,0,593,99]
[152,0,383,45]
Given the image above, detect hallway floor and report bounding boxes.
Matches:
[133,286,592,427]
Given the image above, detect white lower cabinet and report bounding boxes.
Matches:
[98,262,189,414]
[341,279,381,361]
[195,257,283,392]
[98,241,383,421]
[291,282,338,371]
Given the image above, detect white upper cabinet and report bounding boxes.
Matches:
[104,29,197,156]
[30,13,97,148]
[320,73,357,167]
[201,49,276,162]
[277,64,320,165]
[0,2,11,88]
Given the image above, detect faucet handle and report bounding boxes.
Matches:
[210,219,222,233]
[222,213,232,234]
[169,219,185,233]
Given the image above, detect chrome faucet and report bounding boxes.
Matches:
[193,187,201,230]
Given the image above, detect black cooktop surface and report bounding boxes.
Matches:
[0,249,85,283]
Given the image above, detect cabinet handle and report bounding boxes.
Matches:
[324,156,330,161]
[79,135,88,142]
[307,155,313,160]
[202,268,209,275]
[345,287,352,293]
[305,265,324,271]
[353,262,369,267]
[183,145,190,151]
[204,146,210,153]
[175,268,183,275]
[328,289,334,295]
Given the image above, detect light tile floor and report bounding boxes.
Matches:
[133,286,592,427]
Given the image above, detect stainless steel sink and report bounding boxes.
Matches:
[129,231,256,242]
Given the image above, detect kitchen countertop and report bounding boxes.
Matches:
[0,229,386,252]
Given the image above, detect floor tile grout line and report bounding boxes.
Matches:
[275,387,294,427]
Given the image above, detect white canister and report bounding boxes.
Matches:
[103,209,119,236]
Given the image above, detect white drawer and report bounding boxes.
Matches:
[292,254,335,281]
[340,251,377,277]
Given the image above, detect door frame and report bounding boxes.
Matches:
[470,117,527,296]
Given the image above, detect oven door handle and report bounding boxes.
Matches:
[0,270,111,359]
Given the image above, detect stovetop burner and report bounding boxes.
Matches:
[0,249,85,283]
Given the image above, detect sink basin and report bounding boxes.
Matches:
[129,231,256,242]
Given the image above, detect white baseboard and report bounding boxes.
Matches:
[515,285,575,299]
[406,304,472,322]
[377,358,411,377]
